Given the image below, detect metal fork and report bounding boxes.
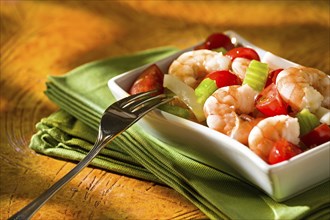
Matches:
[9,90,173,220]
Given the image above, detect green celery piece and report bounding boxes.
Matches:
[243,60,269,92]
[213,47,227,54]
[296,108,320,136]
[194,78,218,105]
[158,103,191,119]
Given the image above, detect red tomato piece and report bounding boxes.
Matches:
[195,33,235,51]
[129,64,164,95]
[206,70,242,88]
[225,47,260,61]
[300,123,330,148]
[255,83,288,117]
[204,33,235,50]
[265,68,283,87]
[268,139,303,165]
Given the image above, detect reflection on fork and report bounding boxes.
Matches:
[9,89,173,220]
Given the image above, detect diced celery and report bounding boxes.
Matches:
[163,74,205,122]
[158,103,192,119]
[213,47,227,54]
[194,78,218,105]
[243,60,269,92]
[296,108,320,136]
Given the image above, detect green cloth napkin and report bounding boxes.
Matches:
[30,47,330,219]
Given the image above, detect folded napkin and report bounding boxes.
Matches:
[30,47,330,219]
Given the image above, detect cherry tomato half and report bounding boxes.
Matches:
[129,64,164,95]
[206,70,242,88]
[268,139,303,165]
[265,68,283,87]
[300,123,330,148]
[225,47,260,61]
[195,33,235,51]
[255,83,288,117]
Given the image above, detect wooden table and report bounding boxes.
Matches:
[1,1,329,219]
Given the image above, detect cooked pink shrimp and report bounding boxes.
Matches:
[248,115,300,162]
[168,49,231,88]
[204,84,261,145]
[276,66,330,112]
[231,57,251,80]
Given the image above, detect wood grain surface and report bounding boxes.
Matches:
[1,1,329,219]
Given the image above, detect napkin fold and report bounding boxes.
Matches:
[30,47,330,219]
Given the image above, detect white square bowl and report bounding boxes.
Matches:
[108,30,330,202]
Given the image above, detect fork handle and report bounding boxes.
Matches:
[8,135,112,220]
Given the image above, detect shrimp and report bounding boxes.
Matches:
[204,84,261,145]
[231,57,251,81]
[168,49,231,88]
[248,115,300,162]
[276,66,330,113]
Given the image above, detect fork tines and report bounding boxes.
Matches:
[119,90,173,114]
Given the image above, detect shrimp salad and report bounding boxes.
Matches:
[129,33,330,165]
